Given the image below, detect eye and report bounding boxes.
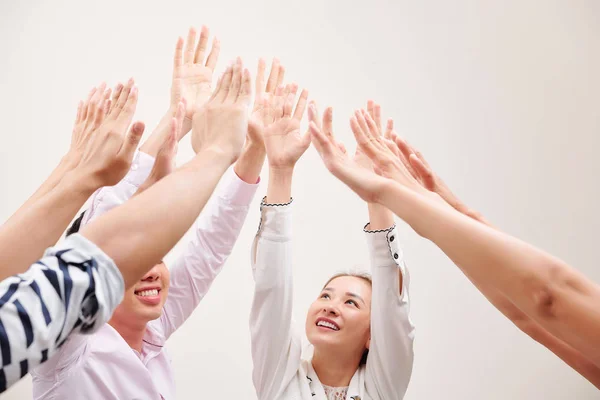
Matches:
[320,293,330,299]
[346,299,359,308]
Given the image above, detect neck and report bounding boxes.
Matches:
[108,315,148,352]
[312,346,362,388]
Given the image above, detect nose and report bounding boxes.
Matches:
[322,304,339,317]
[141,264,161,282]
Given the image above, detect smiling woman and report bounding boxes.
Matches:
[249,95,415,400]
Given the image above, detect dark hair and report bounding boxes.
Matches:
[66,211,86,237]
[322,272,372,365]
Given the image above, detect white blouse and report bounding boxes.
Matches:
[249,200,415,400]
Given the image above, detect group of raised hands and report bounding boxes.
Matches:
[1,24,599,395]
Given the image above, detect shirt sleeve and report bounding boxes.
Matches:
[0,234,124,392]
[155,168,259,339]
[363,224,415,400]
[249,199,302,400]
[82,150,155,225]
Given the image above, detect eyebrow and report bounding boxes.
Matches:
[323,287,366,306]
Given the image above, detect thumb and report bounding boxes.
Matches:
[119,121,145,161]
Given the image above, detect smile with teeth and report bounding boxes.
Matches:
[316,320,340,331]
[135,289,159,297]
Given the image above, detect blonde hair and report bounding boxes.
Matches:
[322,272,372,365]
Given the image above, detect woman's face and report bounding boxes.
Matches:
[305,276,372,358]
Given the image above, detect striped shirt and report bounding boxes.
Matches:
[0,234,124,392]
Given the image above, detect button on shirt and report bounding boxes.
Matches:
[32,151,259,400]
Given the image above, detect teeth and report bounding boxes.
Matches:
[317,321,339,331]
[137,289,159,297]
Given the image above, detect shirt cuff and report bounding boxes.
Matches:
[123,150,155,186]
[363,223,403,268]
[218,167,260,206]
[256,198,293,241]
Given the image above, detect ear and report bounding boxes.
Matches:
[366,336,371,350]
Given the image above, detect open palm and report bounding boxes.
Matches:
[263,84,310,168]
[171,26,220,135]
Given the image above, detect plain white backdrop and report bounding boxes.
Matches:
[1,0,599,398]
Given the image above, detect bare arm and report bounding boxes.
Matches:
[386,130,600,387]
[0,81,143,280]
[311,105,600,374]
[82,59,251,289]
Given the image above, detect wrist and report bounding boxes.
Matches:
[266,168,293,203]
[234,144,266,184]
[61,169,101,198]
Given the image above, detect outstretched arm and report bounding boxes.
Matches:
[0,81,144,280]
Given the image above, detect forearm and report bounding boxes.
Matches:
[0,172,95,279]
[267,167,293,203]
[234,142,266,184]
[6,155,78,225]
[139,106,177,157]
[81,150,231,288]
[379,181,600,363]
[367,203,395,231]
[459,265,600,387]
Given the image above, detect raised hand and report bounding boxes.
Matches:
[388,132,485,220]
[248,58,285,145]
[171,26,220,137]
[309,103,387,203]
[262,83,310,170]
[77,79,145,188]
[191,58,251,163]
[69,83,113,164]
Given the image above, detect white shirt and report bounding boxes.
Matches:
[32,151,259,399]
[0,234,124,393]
[250,200,415,400]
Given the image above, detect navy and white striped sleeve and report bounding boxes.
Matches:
[0,233,124,392]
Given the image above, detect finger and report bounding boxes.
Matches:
[309,121,333,157]
[384,118,394,139]
[205,37,220,70]
[214,64,233,103]
[367,100,375,120]
[323,107,333,137]
[173,37,184,70]
[255,58,266,96]
[276,66,285,88]
[208,73,224,103]
[337,142,347,155]
[307,101,321,129]
[109,78,134,119]
[394,135,413,163]
[363,110,381,138]
[265,58,280,93]
[355,110,370,138]
[109,82,123,114]
[86,83,106,122]
[373,104,381,132]
[409,153,435,187]
[194,26,210,64]
[75,101,83,123]
[114,86,139,130]
[118,121,145,161]
[226,58,243,102]
[350,116,379,161]
[184,27,196,64]
[104,99,112,116]
[237,67,252,105]
[293,89,309,121]
[283,90,295,117]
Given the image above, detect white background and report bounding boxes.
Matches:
[1,0,599,398]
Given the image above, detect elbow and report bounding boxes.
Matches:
[526,260,575,321]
